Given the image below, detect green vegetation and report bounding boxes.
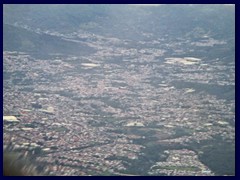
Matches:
[187,135,235,175]
[25,123,37,128]
[4,5,234,43]
[153,165,200,171]
[172,81,235,100]
[3,24,96,56]
[54,126,70,133]
[3,4,235,176]
[172,127,192,138]
[114,129,185,175]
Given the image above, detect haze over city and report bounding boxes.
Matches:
[3,4,235,176]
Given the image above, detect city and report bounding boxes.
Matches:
[3,4,235,176]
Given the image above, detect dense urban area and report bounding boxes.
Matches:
[3,4,235,176]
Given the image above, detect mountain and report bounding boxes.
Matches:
[3,23,96,55]
[3,4,235,176]
[4,4,235,41]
